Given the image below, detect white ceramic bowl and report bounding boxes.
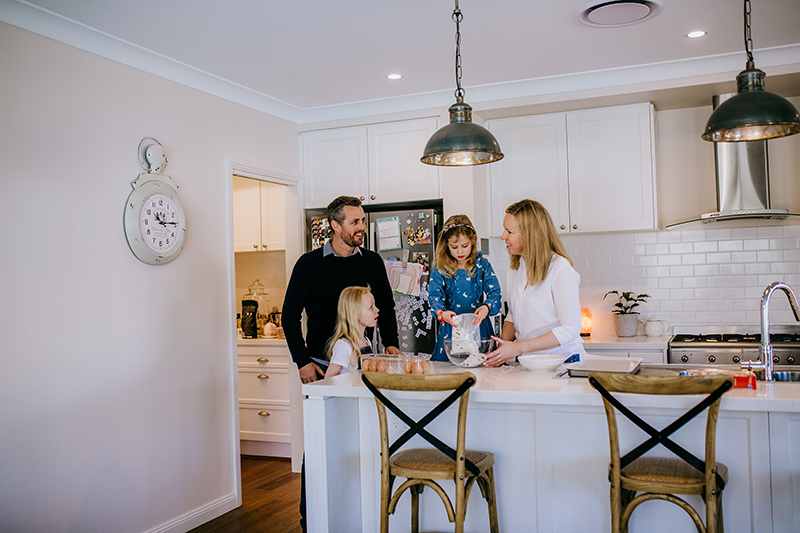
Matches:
[517,353,566,372]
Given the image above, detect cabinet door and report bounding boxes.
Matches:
[302,127,369,208]
[260,182,286,250]
[233,176,262,252]
[488,113,569,236]
[630,349,665,364]
[585,350,630,358]
[367,117,440,204]
[566,104,656,233]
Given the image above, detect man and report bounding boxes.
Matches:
[282,195,401,384]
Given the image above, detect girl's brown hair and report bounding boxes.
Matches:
[326,285,372,368]
[435,214,478,278]
[505,200,572,285]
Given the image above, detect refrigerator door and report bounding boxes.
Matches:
[367,208,438,355]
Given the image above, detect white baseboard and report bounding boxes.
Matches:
[146,493,239,533]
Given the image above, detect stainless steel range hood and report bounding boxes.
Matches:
[666,94,800,229]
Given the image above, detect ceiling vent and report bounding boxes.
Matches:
[578,0,662,27]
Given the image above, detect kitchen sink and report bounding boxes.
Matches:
[772,371,800,382]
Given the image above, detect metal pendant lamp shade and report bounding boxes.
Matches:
[421,1,504,166]
[702,0,800,142]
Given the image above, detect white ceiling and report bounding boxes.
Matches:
[4,0,800,123]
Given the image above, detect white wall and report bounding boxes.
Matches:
[0,22,298,532]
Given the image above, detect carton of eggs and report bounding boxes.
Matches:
[361,354,432,374]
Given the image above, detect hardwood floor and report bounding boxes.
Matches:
[191,456,302,533]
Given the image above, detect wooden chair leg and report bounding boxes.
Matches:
[610,484,621,533]
[485,467,500,533]
[455,479,467,533]
[716,491,724,533]
[411,484,420,533]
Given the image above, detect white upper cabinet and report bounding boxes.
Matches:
[367,118,440,204]
[302,117,439,208]
[301,127,369,209]
[233,177,286,252]
[488,113,569,236]
[487,103,656,235]
[566,104,656,233]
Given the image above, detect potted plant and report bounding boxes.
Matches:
[603,291,651,337]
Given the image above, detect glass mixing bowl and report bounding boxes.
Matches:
[443,339,494,368]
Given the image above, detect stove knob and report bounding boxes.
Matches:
[681,355,689,363]
[788,356,796,364]
[732,355,741,363]
[708,355,716,363]
[774,355,780,364]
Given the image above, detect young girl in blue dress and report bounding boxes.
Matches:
[428,215,502,362]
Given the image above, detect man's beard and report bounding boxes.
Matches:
[341,229,363,248]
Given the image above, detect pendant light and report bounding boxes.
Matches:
[421,0,504,166]
[702,0,800,142]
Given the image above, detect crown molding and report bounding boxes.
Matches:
[3,0,799,126]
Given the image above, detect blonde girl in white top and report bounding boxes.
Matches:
[484,199,586,366]
[325,285,380,377]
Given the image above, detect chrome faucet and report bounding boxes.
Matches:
[741,282,800,381]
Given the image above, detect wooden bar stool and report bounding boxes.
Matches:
[589,373,734,533]
[362,371,499,533]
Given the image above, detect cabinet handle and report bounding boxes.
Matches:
[572,224,578,230]
[257,357,269,363]
[560,225,566,230]
[262,244,268,249]
[258,411,271,417]
[360,196,365,200]
[252,244,258,249]
[257,374,269,379]
[370,195,376,200]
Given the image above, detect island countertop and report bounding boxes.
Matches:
[303,361,800,413]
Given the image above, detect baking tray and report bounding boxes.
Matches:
[565,356,642,377]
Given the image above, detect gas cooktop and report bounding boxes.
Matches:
[668,326,800,365]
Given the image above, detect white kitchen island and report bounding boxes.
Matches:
[303,363,800,533]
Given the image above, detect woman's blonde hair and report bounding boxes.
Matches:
[326,285,372,368]
[435,214,478,278]
[505,200,572,285]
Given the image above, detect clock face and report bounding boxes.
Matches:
[140,194,180,252]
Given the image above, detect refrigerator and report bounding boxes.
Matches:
[305,199,443,355]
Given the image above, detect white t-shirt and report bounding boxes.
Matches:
[505,255,586,358]
[329,337,371,374]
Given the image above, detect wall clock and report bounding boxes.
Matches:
[124,138,187,265]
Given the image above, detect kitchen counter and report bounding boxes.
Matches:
[236,337,287,345]
[303,362,799,532]
[583,334,670,350]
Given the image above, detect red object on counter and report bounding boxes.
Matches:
[734,371,757,390]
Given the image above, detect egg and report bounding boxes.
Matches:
[420,360,430,373]
[411,361,423,374]
[362,359,373,372]
[377,360,389,373]
[404,361,413,374]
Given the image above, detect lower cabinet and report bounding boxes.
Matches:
[769,412,800,531]
[237,340,302,467]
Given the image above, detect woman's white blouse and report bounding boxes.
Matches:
[505,255,586,357]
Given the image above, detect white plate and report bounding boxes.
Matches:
[565,356,642,377]
[518,353,566,372]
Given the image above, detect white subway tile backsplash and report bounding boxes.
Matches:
[758,227,784,238]
[718,240,744,252]
[732,228,758,239]
[744,239,770,251]
[669,243,693,254]
[730,251,757,263]
[571,225,800,334]
[670,266,694,277]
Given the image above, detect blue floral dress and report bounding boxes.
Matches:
[428,252,503,361]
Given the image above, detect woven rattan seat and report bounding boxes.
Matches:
[590,373,733,533]
[362,372,499,533]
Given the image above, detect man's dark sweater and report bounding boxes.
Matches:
[282,246,399,369]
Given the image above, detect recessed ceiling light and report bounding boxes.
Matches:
[687,31,707,38]
[387,74,402,80]
[578,0,662,27]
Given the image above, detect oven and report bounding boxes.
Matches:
[668,326,800,366]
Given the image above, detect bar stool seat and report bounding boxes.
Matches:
[392,448,495,480]
[620,457,729,494]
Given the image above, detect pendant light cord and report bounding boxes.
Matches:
[453,0,465,103]
[744,0,754,69]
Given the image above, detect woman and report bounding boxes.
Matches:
[484,199,586,366]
